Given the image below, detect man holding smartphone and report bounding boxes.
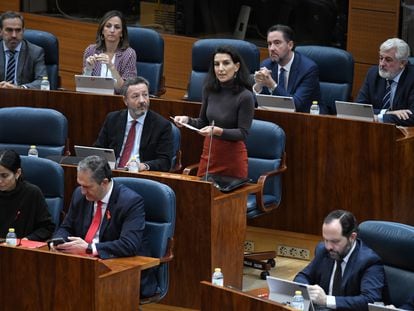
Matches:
[52,155,156,297]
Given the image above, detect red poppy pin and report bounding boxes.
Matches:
[106,210,111,220]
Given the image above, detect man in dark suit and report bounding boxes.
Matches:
[357,38,414,126]
[94,76,173,172]
[53,155,157,297]
[253,24,320,113]
[0,11,47,89]
[294,210,387,311]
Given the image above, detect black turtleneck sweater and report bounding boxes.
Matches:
[0,180,55,241]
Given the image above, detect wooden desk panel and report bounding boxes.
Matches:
[200,282,291,311]
[62,165,257,309]
[0,245,158,311]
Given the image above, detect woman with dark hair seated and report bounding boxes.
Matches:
[82,10,137,93]
[0,149,55,241]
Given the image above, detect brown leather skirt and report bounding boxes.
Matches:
[197,137,248,178]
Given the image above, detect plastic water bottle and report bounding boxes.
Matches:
[28,145,39,157]
[310,100,319,115]
[291,290,305,310]
[6,228,17,246]
[128,155,139,173]
[40,76,50,90]
[212,268,224,286]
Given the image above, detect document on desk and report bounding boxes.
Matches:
[170,117,200,132]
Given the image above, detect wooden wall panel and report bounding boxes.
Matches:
[351,0,400,12]
[0,1,20,12]
[352,63,371,100]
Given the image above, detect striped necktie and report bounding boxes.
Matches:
[382,79,394,109]
[5,50,16,83]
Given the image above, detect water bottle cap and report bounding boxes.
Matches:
[312,101,318,105]
[30,145,36,148]
[295,290,302,295]
[43,76,48,80]
[214,268,221,273]
[8,228,15,232]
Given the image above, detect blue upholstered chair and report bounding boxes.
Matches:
[127,26,165,96]
[186,38,260,102]
[20,156,64,226]
[409,57,414,65]
[23,29,59,90]
[170,123,182,172]
[244,119,287,279]
[0,107,68,157]
[359,221,414,307]
[295,45,354,115]
[113,177,176,304]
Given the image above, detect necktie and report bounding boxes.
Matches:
[118,120,137,168]
[5,50,16,83]
[84,201,103,243]
[382,79,394,109]
[332,260,343,296]
[278,67,286,90]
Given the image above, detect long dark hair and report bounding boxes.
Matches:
[95,10,129,51]
[204,45,252,95]
[0,149,22,181]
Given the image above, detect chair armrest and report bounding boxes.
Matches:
[182,163,199,175]
[170,150,183,173]
[253,152,287,213]
[160,237,174,264]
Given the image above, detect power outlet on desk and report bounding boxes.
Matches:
[277,245,310,260]
[244,240,255,252]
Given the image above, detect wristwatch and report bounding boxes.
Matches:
[86,243,93,254]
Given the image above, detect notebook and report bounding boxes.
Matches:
[266,276,315,311]
[368,303,407,311]
[256,94,296,112]
[74,145,117,169]
[335,101,375,122]
[75,75,115,95]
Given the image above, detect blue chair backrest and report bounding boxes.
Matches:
[0,107,68,157]
[113,177,176,300]
[246,119,286,218]
[127,26,164,96]
[359,221,414,307]
[170,123,181,171]
[187,38,260,102]
[295,45,354,115]
[409,57,414,65]
[23,29,59,90]
[20,156,64,226]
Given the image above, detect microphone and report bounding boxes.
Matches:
[203,120,215,181]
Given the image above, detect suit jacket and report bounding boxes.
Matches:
[94,109,173,172]
[356,65,414,126]
[400,295,414,310]
[0,39,47,89]
[54,181,157,297]
[260,51,321,113]
[294,239,387,311]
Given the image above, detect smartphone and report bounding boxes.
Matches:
[47,237,67,249]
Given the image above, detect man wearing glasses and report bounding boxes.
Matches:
[0,11,47,89]
[357,38,414,126]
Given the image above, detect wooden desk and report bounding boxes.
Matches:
[0,244,158,311]
[62,165,258,309]
[200,282,292,311]
[2,89,414,232]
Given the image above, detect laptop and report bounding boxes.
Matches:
[368,303,408,311]
[75,75,115,95]
[335,101,375,122]
[74,145,117,169]
[256,94,296,112]
[266,276,315,311]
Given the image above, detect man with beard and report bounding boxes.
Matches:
[94,76,173,171]
[357,38,414,126]
[252,24,320,113]
[0,11,47,89]
[294,210,388,311]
